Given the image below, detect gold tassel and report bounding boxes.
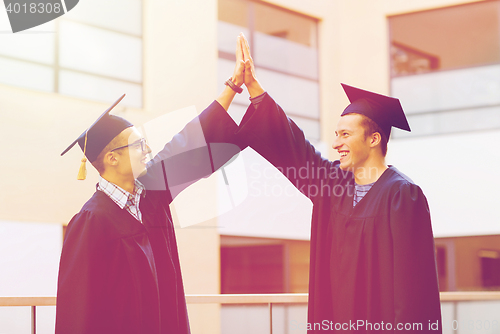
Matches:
[77,157,87,180]
[77,131,89,180]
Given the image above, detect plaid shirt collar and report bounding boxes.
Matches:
[97,176,146,223]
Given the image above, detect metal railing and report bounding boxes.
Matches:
[1,292,500,334]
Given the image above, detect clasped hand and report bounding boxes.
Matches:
[230,33,264,97]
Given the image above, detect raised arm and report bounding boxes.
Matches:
[139,36,246,200]
[235,34,343,201]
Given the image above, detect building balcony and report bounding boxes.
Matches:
[391,63,500,139]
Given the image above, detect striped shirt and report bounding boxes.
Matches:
[353,182,375,207]
[97,176,145,223]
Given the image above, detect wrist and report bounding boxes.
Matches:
[216,86,237,111]
[231,75,244,87]
[225,77,243,94]
[247,80,265,97]
[223,85,237,96]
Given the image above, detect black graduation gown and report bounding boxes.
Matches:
[237,93,442,333]
[56,100,242,334]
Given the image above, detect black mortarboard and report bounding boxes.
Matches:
[61,94,132,179]
[341,83,411,140]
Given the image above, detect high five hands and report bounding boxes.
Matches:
[217,33,264,110]
[231,33,265,98]
[218,33,265,110]
[230,35,245,88]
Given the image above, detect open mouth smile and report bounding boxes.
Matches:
[339,151,349,159]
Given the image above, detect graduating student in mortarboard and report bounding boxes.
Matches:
[236,34,442,333]
[55,37,248,334]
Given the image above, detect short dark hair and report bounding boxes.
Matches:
[358,114,388,157]
[90,134,126,174]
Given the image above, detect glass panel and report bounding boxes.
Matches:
[63,0,142,36]
[37,306,56,334]
[218,21,250,55]
[392,105,500,139]
[391,42,439,76]
[256,67,319,119]
[0,57,53,92]
[392,64,500,114]
[440,303,454,334]
[218,58,321,121]
[59,70,142,108]
[287,305,308,334]
[59,20,142,83]
[221,304,309,334]
[254,31,318,79]
[221,305,270,334]
[0,307,31,334]
[0,221,62,297]
[390,1,500,75]
[254,2,317,47]
[0,22,55,64]
[457,301,500,334]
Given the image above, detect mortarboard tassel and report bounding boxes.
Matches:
[77,132,88,180]
[77,157,87,180]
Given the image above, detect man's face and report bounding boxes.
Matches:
[332,114,371,171]
[114,127,151,179]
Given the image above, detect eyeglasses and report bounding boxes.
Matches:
[110,138,148,152]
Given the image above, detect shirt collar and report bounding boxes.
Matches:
[97,176,145,209]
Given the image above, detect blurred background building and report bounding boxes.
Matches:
[0,0,499,333]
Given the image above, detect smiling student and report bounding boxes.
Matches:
[237,34,442,333]
[55,37,247,334]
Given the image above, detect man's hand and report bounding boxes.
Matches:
[216,35,246,110]
[231,35,245,87]
[240,33,265,97]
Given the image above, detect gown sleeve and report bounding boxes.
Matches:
[237,92,341,201]
[390,182,442,332]
[139,100,243,200]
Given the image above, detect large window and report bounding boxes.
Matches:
[218,0,320,141]
[221,244,285,293]
[390,0,500,76]
[0,0,142,108]
[388,0,500,138]
[220,236,310,294]
[479,249,500,289]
